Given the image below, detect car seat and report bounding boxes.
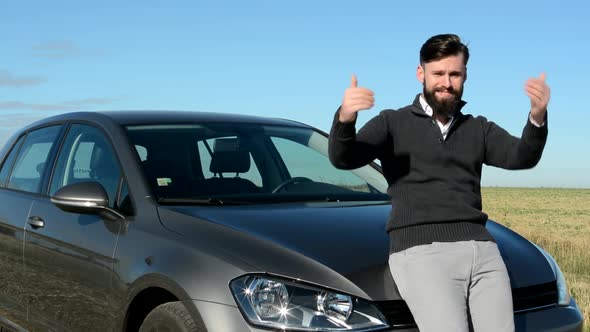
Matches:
[205,149,260,195]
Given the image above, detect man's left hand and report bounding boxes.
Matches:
[525,73,550,124]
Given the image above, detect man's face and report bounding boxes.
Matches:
[417,53,467,117]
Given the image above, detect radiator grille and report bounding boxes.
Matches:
[374,282,557,329]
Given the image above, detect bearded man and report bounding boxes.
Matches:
[328,34,550,332]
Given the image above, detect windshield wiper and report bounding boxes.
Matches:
[158,194,390,205]
[157,197,251,205]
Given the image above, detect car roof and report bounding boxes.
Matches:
[3,110,317,155]
[32,110,309,128]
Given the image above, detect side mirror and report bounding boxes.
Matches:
[50,181,124,220]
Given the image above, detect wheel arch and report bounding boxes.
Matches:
[120,273,207,332]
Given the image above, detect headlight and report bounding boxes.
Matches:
[533,244,572,306]
[230,275,389,331]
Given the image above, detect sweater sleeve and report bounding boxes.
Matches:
[483,112,548,169]
[328,107,390,169]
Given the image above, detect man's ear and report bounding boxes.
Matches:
[416,65,424,83]
[464,67,468,82]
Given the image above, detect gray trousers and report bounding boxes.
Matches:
[389,240,514,332]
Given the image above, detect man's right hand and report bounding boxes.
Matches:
[339,74,375,123]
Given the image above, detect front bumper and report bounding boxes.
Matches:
[192,298,584,332]
[514,298,584,332]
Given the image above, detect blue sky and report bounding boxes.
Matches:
[1,0,588,188]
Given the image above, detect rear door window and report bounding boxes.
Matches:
[7,126,62,193]
[0,136,26,187]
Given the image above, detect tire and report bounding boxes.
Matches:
[139,301,200,332]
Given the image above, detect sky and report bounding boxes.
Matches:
[1,0,588,188]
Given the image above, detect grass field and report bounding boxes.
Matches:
[482,187,589,331]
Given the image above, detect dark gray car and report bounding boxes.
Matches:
[0,111,583,331]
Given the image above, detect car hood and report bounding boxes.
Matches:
[159,202,555,300]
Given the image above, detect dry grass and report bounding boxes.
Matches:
[482,187,589,331]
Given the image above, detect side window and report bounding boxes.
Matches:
[198,138,263,186]
[7,126,62,193]
[271,137,371,192]
[135,145,147,162]
[50,125,121,208]
[0,136,26,187]
[117,181,134,216]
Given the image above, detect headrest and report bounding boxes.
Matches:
[210,150,250,174]
[89,143,117,179]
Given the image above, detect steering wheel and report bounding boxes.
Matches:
[271,177,313,193]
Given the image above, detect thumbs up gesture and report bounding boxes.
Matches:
[339,74,375,123]
[525,73,551,124]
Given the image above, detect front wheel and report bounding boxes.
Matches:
[139,301,201,332]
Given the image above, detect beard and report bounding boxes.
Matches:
[423,83,463,117]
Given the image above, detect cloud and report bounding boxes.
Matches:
[0,113,48,130]
[63,97,119,106]
[31,40,106,59]
[0,97,121,111]
[32,40,81,59]
[0,113,54,147]
[0,112,45,125]
[0,96,121,146]
[0,70,47,87]
[0,101,70,111]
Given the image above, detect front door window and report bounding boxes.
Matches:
[49,124,121,208]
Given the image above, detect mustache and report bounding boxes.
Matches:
[434,87,457,94]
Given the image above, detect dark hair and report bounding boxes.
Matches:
[420,34,469,65]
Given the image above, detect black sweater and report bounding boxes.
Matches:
[329,94,548,253]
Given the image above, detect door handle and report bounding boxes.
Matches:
[27,216,45,229]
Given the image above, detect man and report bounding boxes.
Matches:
[328,34,549,332]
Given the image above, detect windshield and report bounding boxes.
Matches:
[126,123,389,204]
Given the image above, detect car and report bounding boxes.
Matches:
[0,110,584,332]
